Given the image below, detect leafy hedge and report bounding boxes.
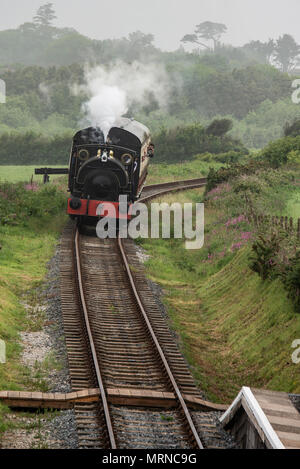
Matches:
[0,131,72,165]
[261,135,300,167]
[195,150,245,164]
[154,123,247,162]
[0,122,248,165]
[205,160,267,194]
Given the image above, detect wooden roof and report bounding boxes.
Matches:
[220,386,300,449]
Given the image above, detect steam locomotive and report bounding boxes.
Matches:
[67,118,153,221]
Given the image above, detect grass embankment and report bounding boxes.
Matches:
[146,160,222,185]
[0,181,67,432]
[139,167,300,403]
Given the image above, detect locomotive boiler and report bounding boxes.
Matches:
[67,118,154,221]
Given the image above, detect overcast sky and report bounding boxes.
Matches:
[1,0,299,51]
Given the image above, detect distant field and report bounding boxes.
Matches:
[0,165,67,183]
[0,161,216,185]
[146,160,220,185]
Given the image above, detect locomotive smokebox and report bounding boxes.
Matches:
[83,170,120,201]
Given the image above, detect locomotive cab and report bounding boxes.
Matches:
[67,118,153,220]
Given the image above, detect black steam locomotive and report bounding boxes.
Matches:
[67,118,153,220]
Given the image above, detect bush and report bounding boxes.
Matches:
[0,182,66,225]
[287,150,300,164]
[249,226,300,313]
[205,118,233,137]
[249,232,282,280]
[284,119,300,137]
[194,150,244,164]
[154,122,247,163]
[205,159,267,194]
[233,174,268,194]
[282,252,300,313]
[262,135,300,167]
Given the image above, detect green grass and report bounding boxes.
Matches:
[195,247,300,402]
[139,170,300,404]
[0,166,67,183]
[146,160,222,185]
[0,160,218,185]
[286,190,300,219]
[0,182,67,433]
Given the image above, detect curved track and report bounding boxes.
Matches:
[60,177,207,448]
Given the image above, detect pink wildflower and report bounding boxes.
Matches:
[231,242,243,252]
[241,231,252,241]
[25,183,38,192]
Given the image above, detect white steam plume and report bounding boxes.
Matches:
[78,61,169,138]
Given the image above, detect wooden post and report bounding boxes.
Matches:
[43,173,50,184]
[298,219,300,239]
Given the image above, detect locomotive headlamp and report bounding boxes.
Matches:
[101,150,108,162]
[78,149,89,161]
[121,153,133,165]
[109,150,114,158]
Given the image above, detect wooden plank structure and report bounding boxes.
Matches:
[34,167,68,183]
[0,387,227,412]
[220,387,300,449]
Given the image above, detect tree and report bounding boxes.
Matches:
[284,119,300,137]
[182,22,227,51]
[18,22,37,33]
[181,34,210,50]
[128,31,154,48]
[206,119,233,137]
[244,39,275,65]
[274,34,300,73]
[195,22,227,50]
[34,3,57,27]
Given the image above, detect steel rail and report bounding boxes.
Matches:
[143,177,207,191]
[118,219,204,449]
[72,178,206,449]
[74,229,116,448]
[140,178,207,202]
[127,177,206,448]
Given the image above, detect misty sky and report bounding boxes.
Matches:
[1,0,300,51]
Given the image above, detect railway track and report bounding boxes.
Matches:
[60,177,216,449]
[140,177,207,201]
